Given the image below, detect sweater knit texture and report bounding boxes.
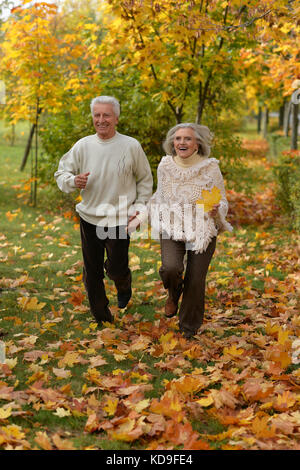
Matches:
[137,155,233,253]
[54,132,153,227]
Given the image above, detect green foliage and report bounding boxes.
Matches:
[39,103,94,183]
[273,150,300,232]
[117,92,174,188]
[39,91,247,193]
[185,80,250,192]
[203,114,248,192]
[39,90,174,189]
[266,132,290,159]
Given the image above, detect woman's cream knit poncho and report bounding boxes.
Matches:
[143,156,233,253]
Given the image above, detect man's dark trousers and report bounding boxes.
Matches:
[79,218,131,324]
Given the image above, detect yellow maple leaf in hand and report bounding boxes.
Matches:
[196,186,221,213]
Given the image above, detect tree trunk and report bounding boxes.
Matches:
[284,100,291,137]
[257,106,262,133]
[20,107,42,171]
[31,102,41,207]
[32,123,38,207]
[262,107,269,138]
[196,101,203,124]
[279,102,285,129]
[175,107,183,124]
[291,103,299,150]
[196,81,206,124]
[20,123,36,171]
[10,124,15,146]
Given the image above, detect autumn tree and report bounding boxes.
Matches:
[0,1,64,204]
[37,0,111,183]
[0,0,103,204]
[2,0,298,194]
[98,0,293,124]
[240,4,300,147]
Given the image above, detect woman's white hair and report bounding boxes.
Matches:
[90,96,120,117]
[163,123,213,157]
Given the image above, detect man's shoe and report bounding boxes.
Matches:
[94,307,113,326]
[181,330,195,340]
[164,296,178,318]
[117,289,132,309]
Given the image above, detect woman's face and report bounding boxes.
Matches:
[173,128,199,159]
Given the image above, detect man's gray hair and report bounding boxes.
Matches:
[90,96,121,117]
[163,123,213,157]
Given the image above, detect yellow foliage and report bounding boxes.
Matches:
[17,296,46,311]
[196,396,214,407]
[103,398,119,416]
[0,407,12,420]
[223,345,245,357]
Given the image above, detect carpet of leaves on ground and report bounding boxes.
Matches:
[0,142,299,450]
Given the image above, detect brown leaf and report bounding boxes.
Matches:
[52,433,76,450]
[210,389,239,409]
[68,289,85,307]
[34,431,53,450]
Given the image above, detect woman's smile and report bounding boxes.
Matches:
[174,128,199,158]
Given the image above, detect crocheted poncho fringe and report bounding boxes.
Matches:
[147,156,233,253]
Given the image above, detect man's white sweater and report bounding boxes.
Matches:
[54,132,153,227]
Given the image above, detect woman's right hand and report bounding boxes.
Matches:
[209,204,220,218]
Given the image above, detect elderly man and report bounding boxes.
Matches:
[55,96,153,325]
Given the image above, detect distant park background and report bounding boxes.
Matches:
[0,0,299,223]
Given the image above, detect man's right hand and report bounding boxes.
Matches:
[126,216,141,234]
[74,172,90,189]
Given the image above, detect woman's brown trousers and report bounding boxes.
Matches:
[159,236,216,336]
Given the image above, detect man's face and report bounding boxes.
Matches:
[92,103,118,140]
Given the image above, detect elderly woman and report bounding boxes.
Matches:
[129,123,232,339]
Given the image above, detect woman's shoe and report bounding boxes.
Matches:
[164,297,178,318]
[117,289,132,309]
[181,330,195,340]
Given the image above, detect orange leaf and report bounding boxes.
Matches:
[242,379,274,402]
[150,391,184,421]
[273,391,297,412]
[107,417,145,442]
[164,420,200,447]
[167,375,207,395]
[34,431,53,450]
[265,346,292,369]
[84,413,100,433]
[251,416,276,438]
[210,389,239,409]
[68,289,85,307]
[52,433,76,450]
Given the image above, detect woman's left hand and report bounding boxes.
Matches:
[209,204,220,218]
